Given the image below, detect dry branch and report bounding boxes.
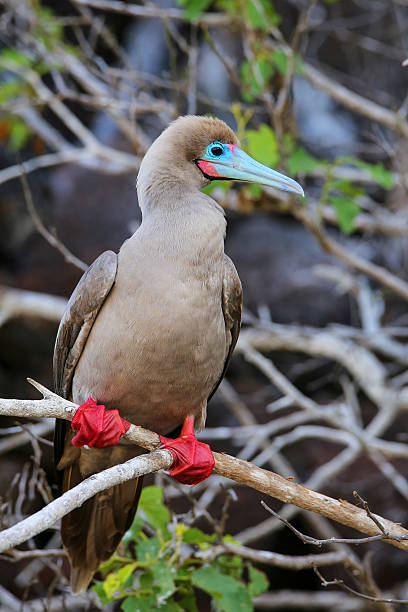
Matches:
[1,380,408,554]
[0,286,67,327]
[72,0,235,26]
[19,170,87,272]
[0,449,173,551]
[201,541,350,570]
[290,203,408,305]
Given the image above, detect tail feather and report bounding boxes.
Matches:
[61,462,143,594]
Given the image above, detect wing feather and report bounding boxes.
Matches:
[208,254,242,401]
[53,250,118,469]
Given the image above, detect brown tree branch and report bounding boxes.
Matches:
[1,380,408,553]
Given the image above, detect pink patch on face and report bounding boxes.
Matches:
[197,159,222,178]
[226,144,237,154]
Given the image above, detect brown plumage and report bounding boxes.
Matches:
[54,116,243,593]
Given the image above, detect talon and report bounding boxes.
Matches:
[71,397,130,449]
[160,416,214,485]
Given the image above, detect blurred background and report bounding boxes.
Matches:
[1,0,408,609]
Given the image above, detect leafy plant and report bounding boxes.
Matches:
[177,0,214,21]
[93,487,268,611]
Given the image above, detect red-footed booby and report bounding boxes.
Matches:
[53,115,304,593]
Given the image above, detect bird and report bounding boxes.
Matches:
[53,115,304,593]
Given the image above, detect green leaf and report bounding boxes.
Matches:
[214,554,243,581]
[136,537,161,562]
[157,601,182,612]
[9,118,31,150]
[35,6,63,49]
[103,572,122,599]
[330,196,360,234]
[177,0,213,20]
[179,592,198,612]
[152,560,177,600]
[241,59,275,101]
[295,54,305,75]
[123,514,145,544]
[271,50,288,75]
[357,161,394,189]
[247,184,263,198]
[121,595,157,612]
[98,555,126,576]
[92,581,111,606]
[0,48,33,67]
[245,124,279,168]
[177,566,194,581]
[139,486,171,531]
[245,0,280,29]
[182,528,217,545]
[247,566,268,597]
[331,178,364,198]
[116,563,137,587]
[222,535,242,545]
[192,567,253,612]
[287,147,320,175]
[139,570,154,590]
[0,80,25,104]
[336,156,394,189]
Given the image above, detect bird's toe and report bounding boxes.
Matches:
[160,417,214,485]
[71,397,130,449]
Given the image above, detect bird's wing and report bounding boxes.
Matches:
[208,254,242,401]
[53,250,118,468]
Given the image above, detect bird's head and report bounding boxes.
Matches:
[137,115,304,209]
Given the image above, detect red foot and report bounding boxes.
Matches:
[71,398,130,449]
[159,417,214,485]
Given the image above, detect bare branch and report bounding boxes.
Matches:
[202,541,350,570]
[19,169,87,271]
[1,383,408,553]
[314,567,408,606]
[72,0,235,26]
[291,202,408,305]
[0,286,66,327]
[0,448,173,552]
[260,502,398,547]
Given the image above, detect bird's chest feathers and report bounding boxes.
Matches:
[114,207,227,360]
[73,205,228,426]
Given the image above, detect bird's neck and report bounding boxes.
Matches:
[126,192,227,271]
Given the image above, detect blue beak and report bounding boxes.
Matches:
[198,144,304,197]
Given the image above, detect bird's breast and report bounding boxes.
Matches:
[72,250,227,434]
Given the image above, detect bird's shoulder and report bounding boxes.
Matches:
[53,250,118,399]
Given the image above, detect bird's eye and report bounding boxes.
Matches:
[211,145,223,157]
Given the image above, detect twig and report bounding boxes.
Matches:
[0,420,54,456]
[303,62,408,139]
[314,567,408,605]
[2,549,67,561]
[352,491,387,535]
[260,502,401,546]
[0,448,173,551]
[19,169,87,272]
[72,0,235,26]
